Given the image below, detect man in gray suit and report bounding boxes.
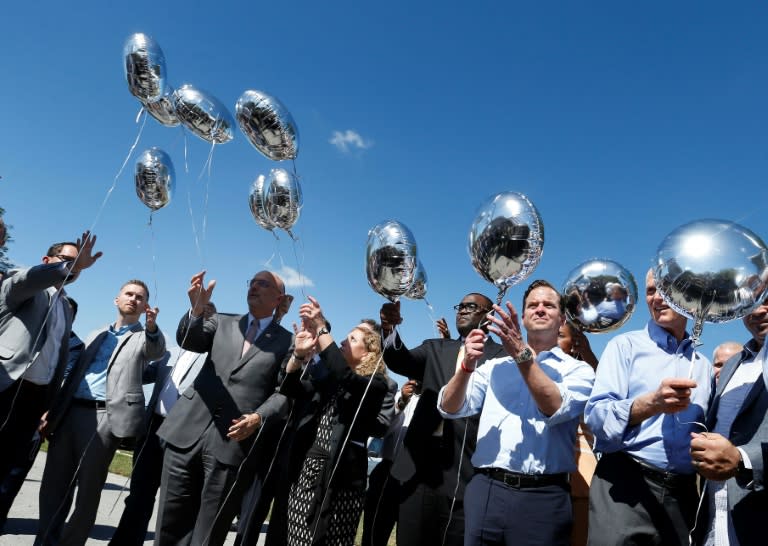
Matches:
[0,232,101,516]
[691,296,768,546]
[154,270,293,546]
[35,279,164,546]
[110,303,215,546]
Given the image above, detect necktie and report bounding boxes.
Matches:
[241,320,259,357]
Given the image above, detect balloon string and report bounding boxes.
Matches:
[495,286,508,306]
[290,229,309,302]
[186,182,204,269]
[87,109,147,236]
[182,127,189,174]
[2,109,147,430]
[148,212,160,308]
[423,300,440,337]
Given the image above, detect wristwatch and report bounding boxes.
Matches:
[317,326,330,337]
[514,347,534,364]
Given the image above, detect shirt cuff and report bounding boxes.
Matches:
[737,447,752,469]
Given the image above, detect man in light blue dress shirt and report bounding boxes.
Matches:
[439,280,595,545]
[584,269,711,546]
[35,279,164,546]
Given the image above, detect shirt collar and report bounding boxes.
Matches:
[743,338,761,358]
[646,320,690,352]
[247,314,273,333]
[536,345,567,362]
[110,322,139,335]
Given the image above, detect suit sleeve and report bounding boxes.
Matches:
[382,333,428,381]
[736,407,768,491]
[143,328,166,363]
[176,311,216,353]
[369,377,397,438]
[2,263,71,310]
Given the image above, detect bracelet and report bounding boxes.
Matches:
[460,359,475,374]
[293,353,308,362]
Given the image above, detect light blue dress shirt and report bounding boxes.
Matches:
[584,320,712,474]
[438,346,595,474]
[74,323,138,400]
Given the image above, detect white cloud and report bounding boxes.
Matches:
[270,265,314,289]
[329,130,372,152]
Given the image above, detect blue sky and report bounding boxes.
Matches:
[1,1,766,384]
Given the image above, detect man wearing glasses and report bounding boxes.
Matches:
[379,293,504,546]
[0,233,101,530]
[154,270,293,546]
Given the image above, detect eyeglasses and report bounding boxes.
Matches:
[53,254,76,262]
[247,278,274,290]
[453,302,489,313]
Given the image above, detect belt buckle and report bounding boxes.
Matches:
[502,472,522,488]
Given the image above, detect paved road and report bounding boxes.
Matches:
[1,451,260,545]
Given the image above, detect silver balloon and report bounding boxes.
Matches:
[173,84,234,144]
[563,259,638,333]
[135,147,174,211]
[404,260,428,300]
[142,85,179,127]
[124,33,166,103]
[468,192,544,290]
[236,90,299,160]
[366,221,418,301]
[248,174,274,231]
[263,168,302,231]
[653,220,768,333]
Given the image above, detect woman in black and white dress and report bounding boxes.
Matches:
[282,296,388,546]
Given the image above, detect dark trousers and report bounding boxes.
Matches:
[587,452,698,546]
[396,481,465,546]
[464,472,572,546]
[154,426,250,546]
[0,380,48,489]
[362,460,400,546]
[109,414,165,546]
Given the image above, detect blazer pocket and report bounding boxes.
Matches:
[0,343,15,360]
[125,392,144,405]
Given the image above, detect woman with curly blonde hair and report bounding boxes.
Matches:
[282,297,388,546]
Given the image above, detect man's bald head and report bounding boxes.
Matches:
[247,270,286,318]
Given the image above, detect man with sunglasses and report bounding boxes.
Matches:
[153,270,293,546]
[378,293,504,546]
[0,233,101,531]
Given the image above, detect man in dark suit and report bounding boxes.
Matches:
[378,293,504,546]
[154,270,292,546]
[691,296,768,546]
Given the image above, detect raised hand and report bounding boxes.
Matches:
[71,231,103,272]
[436,317,451,339]
[380,300,402,336]
[298,296,326,334]
[188,271,216,316]
[144,304,159,333]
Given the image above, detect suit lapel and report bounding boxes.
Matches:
[232,320,278,374]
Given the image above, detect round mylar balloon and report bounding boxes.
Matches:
[404,260,428,300]
[143,85,179,127]
[366,221,418,301]
[236,90,299,160]
[653,219,768,325]
[263,169,302,231]
[468,192,544,289]
[563,259,638,333]
[248,174,274,231]
[123,33,166,104]
[135,148,174,211]
[173,84,234,144]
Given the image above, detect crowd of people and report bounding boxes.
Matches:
[0,225,766,546]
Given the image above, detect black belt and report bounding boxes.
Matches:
[625,454,695,488]
[476,467,568,488]
[72,398,106,409]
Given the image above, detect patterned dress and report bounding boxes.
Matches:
[287,388,366,546]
